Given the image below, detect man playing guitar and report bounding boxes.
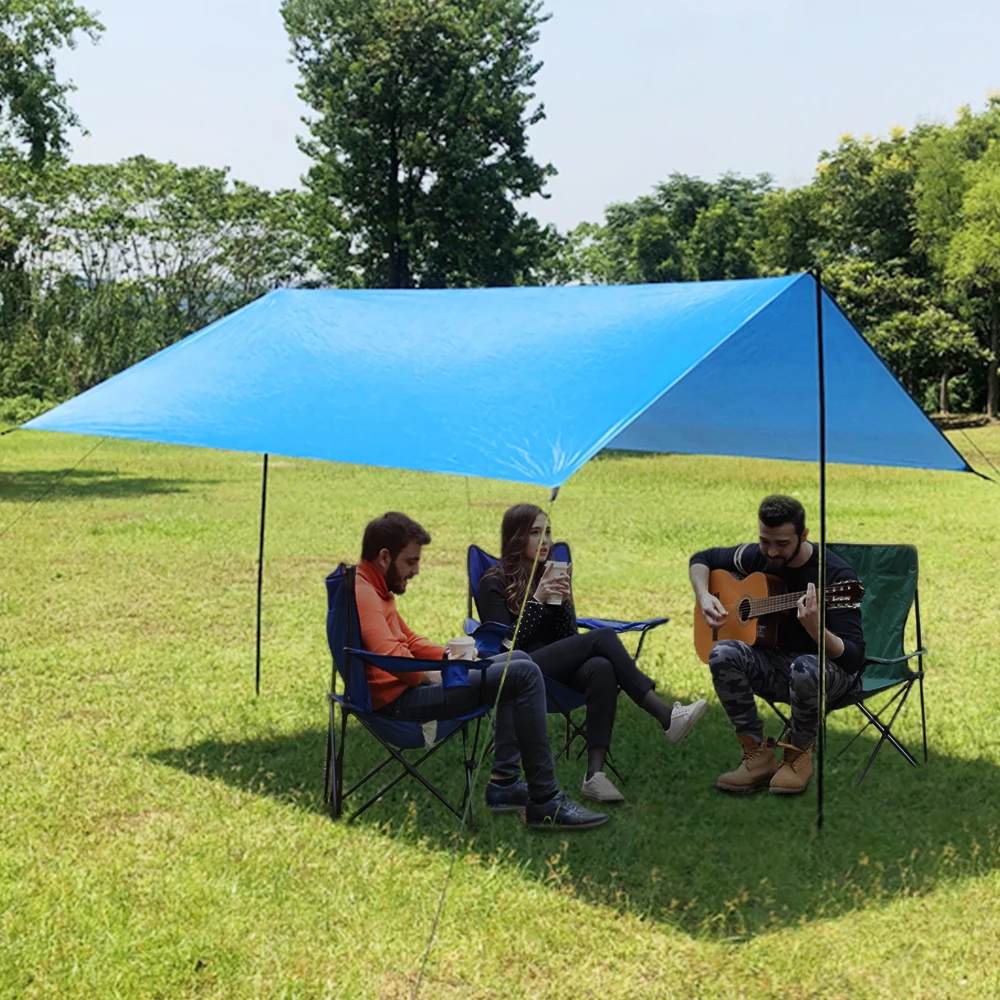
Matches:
[689,495,865,795]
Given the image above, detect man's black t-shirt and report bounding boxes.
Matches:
[689,542,866,674]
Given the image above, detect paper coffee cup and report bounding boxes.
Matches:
[546,561,569,605]
[448,636,477,660]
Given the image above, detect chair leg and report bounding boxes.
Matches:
[919,672,928,764]
[604,750,624,784]
[461,723,476,831]
[766,700,791,743]
[635,629,648,660]
[335,704,347,817]
[854,683,918,786]
[345,724,470,823]
[554,727,576,763]
[324,698,334,805]
[837,685,906,757]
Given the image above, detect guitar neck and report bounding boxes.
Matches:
[750,587,835,618]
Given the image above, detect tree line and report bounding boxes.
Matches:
[2,0,998,421]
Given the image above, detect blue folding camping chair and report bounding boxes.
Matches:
[465,541,669,779]
[323,564,492,825]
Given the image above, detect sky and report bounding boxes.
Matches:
[55,0,1000,233]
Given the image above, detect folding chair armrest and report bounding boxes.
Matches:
[578,616,669,634]
[865,649,927,665]
[344,648,443,672]
[463,618,510,656]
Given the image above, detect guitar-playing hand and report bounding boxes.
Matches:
[796,582,819,637]
[699,593,728,629]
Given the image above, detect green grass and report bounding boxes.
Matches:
[2,427,999,999]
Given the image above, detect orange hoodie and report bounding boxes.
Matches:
[355,559,446,710]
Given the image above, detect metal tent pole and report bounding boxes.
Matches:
[814,271,827,832]
[255,453,269,696]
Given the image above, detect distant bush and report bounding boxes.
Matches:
[0,395,56,428]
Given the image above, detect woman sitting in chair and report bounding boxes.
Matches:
[478,503,707,803]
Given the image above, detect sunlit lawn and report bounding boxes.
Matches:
[1,425,999,998]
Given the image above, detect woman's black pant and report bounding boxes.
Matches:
[492,628,656,779]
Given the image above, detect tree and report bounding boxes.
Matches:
[812,129,923,269]
[0,156,308,397]
[866,307,979,413]
[282,0,554,288]
[686,199,755,281]
[946,147,1000,418]
[823,258,978,413]
[0,0,102,167]
[753,185,823,275]
[562,172,770,285]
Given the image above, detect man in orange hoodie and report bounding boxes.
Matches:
[356,511,608,831]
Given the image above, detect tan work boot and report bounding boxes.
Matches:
[717,734,779,794]
[769,741,814,794]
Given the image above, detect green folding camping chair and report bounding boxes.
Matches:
[766,543,928,785]
[827,543,928,785]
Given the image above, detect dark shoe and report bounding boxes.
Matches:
[485,778,529,814]
[524,791,609,831]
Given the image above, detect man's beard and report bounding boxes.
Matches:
[385,561,407,595]
[766,536,802,568]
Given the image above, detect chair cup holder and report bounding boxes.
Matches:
[442,662,471,688]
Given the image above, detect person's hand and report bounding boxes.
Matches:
[533,562,572,604]
[797,582,819,637]
[699,592,728,628]
[421,670,443,685]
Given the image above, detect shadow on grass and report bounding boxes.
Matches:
[149,700,1000,941]
[0,467,210,504]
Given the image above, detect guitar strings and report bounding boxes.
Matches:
[716,582,857,618]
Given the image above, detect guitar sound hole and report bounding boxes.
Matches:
[738,599,751,623]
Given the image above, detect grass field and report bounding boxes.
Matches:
[2,426,999,999]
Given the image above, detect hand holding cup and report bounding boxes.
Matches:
[535,560,571,605]
[446,636,478,661]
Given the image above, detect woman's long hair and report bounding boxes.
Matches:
[494,503,548,613]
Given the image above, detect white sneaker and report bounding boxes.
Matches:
[665,698,707,745]
[581,770,625,802]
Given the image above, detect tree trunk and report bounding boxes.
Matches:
[990,299,999,420]
[939,371,950,415]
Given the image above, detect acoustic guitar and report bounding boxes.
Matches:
[693,569,865,664]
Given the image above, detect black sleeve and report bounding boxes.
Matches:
[689,543,764,576]
[827,566,866,674]
[476,573,515,631]
[550,598,578,640]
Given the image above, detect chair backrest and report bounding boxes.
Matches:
[467,544,499,617]
[828,543,920,692]
[324,563,373,713]
[550,541,571,564]
[466,541,573,619]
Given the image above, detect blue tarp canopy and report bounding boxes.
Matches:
[25,273,969,484]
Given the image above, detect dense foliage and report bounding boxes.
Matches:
[0,156,308,400]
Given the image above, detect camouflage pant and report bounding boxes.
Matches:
[707,640,859,746]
